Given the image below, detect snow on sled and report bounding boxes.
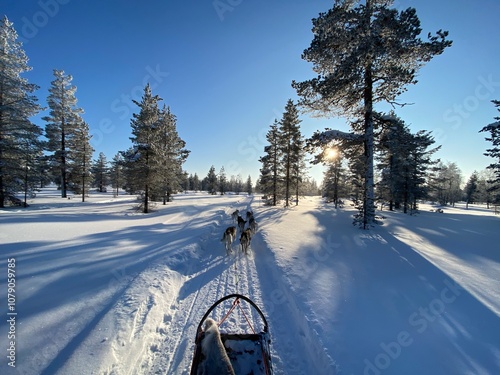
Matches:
[190,294,273,375]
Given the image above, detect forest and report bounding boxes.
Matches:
[1,0,500,221]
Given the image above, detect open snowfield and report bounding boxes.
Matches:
[1,187,499,375]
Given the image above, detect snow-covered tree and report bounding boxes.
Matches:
[279,99,305,206]
[479,100,500,202]
[218,166,227,195]
[129,84,162,212]
[92,152,109,193]
[293,0,452,227]
[44,69,85,198]
[245,175,253,195]
[0,16,42,207]
[204,165,218,194]
[464,171,479,209]
[301,177,321,196]
[69,121,94,201]
[430,162,462,206]
[228,174,243,194]
[109,152,123,197]
[120,147,142,195]
[476,169,497,207]
[408,130,440,211]
[152,105,189,204]
[321,148,347,208]
[188,173,201,191]
[377,114,440,213]
[259,119,282,205]
[258,100,307,206]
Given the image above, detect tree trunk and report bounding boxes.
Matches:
[285,152,290,207]
[61,124,67,198]
[362,0,375,228]
[0,153,4,208]
[144,184,149,213]
[272,146,278,206]
[363,64,375,228]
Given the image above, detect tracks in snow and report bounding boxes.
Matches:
[103,196,334,375]
[147,199,263,374]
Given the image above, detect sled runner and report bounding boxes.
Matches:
[190,294,273,375]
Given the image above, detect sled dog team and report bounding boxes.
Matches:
[221,209,258,256]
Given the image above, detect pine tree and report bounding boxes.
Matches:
[464,171,479,209]
[92,152,109,193]
[245,175,253,195]
[377,114,409,210]
[218,166,227,195]
[192,173,201,191]
[408,130,440,211]
[322,148,346,208]
[129,84,161,213]
[293,0,451,227]
[70,121,94,201]
[205,165,218,194]
[279,99,304,207]
[259,120,282,205]
[153,105,189,204]
[430,162,462,206]
[377,113,440,213]
[120,147,142,195]
[476,169,496,208]
[228,174,243,194]
[44,69,85,198]
[110,152,123,197]
[0,16,42,207]
[479,100,500,203]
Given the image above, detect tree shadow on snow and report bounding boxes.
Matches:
[299,202,500,375]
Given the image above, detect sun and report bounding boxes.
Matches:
[324,147,338,161]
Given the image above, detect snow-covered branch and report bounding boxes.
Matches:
[481,121,500,132]
[311,129,364,144]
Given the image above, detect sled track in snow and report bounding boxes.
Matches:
[124,197,334,374]
[146,198,263,374]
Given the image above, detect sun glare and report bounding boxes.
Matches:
[324,147,338,160]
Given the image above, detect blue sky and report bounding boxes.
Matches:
[3,0,500,185]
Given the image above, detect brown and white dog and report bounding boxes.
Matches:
[200,318,235,375]
[240,228,252,255]
[220,226,237,255]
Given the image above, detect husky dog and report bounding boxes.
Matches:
[220,226,236,255]
[249,217,258,234]
[240,228,252,255]
[231,210,240,223]
[237,215,246,233]
[246,210,254,220]
[200,318,235,375]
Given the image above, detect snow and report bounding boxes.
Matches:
[1,187,499,375]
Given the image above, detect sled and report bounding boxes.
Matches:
[190,294,273,375]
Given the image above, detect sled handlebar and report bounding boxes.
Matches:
[196,294,269,334]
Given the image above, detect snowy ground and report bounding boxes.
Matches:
[1,187,499,375]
